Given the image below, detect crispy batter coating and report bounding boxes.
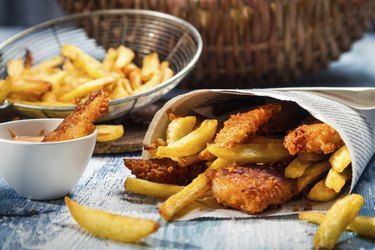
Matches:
[283,123,344,155]
[124,158,206,186]
[214,102,306,148]
[43,90,109,142]
[214,103,281,148]
[207,165,297,214]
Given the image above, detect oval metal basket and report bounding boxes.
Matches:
[0,9,202,122]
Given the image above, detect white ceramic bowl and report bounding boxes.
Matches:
[0,119,97,200]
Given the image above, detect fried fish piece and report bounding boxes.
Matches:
[124,158,206,186]
[43,90,109,142]
[214,102,306,148]
[284,123,344,155]
[207,165,297,214]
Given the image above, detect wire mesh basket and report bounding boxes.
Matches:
[0,10,202,121]
[59,0,375,88]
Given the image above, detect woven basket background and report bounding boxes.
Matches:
[58,0,375,88]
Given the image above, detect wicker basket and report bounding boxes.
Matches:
[58,0,375,88]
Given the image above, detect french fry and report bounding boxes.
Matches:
[296,161,330,192]
[114,46,135,70]
[61,44,107,78]
[159,158,232,220]
[7,59,24,78]
[133,70,163,94]
[141,52,160,81]
[298,211,375,239]
[207,139,290,163]
[198,148,216,161]
[171,154,200,167]
[65,197,159,243]
[284,157,313,178]
[11,100,74,107]
[125,177,184,199]
[129,68,142,90]
[59,74,117,102]
[108,79,129,100]
[325,167,351,193]
[166,115,196,144]
[102,48,117,71]
[9,78,51,95]
[121,78,133,94]
[30,56,64,73]
[298,152,327,163]
[24,49,33,68]
[160,61,174,82]
[96,125,124,142]
[313,194,364,249]
[329,145,351,173]
[0,79,11,103]
[307,179,338,202]
[156,119,218,157]
[123,63,138,76]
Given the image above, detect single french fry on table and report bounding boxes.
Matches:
[298,211,375,239]
[124,177,184,199]
[313,194,364,249]
[96,125,124,142]
[65,197,159,243]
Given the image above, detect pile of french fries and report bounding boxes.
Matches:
[285,145,352,202]
[299,194,375,249]
[123,113,355,221]
[0,44,173,106]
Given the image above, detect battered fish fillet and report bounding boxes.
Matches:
[124,158,206,186]
[283,123,344,155]
[207,165,297,214]
[214,102,306,148]
[43,90,109,142]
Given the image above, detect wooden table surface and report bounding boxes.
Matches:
[1,28,375,250]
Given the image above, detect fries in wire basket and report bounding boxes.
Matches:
[1,44,174,106]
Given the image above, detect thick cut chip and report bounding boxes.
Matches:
[7,59,24,78]
[325,167,351,193]
[141,53,160,81]
[307,179,338,202]
[156,119,218,158]
[166,116,196,144]
[0,80,11,103]
[329,145,351,173]
[207,139,290,163]
[159,158,232,221]
[61,44,107,78]
[96,125,124,142]
[65,197,159,243]
[296,161,330,192]
[284,157,313,178]
[59,74,117,102]
[298,211,375,239]
[125,177,184,199]
[102,48,117,71]
[314,194,364,249]
[298,152,327,163]
[10,78,51,95]
[114,46,135,70]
